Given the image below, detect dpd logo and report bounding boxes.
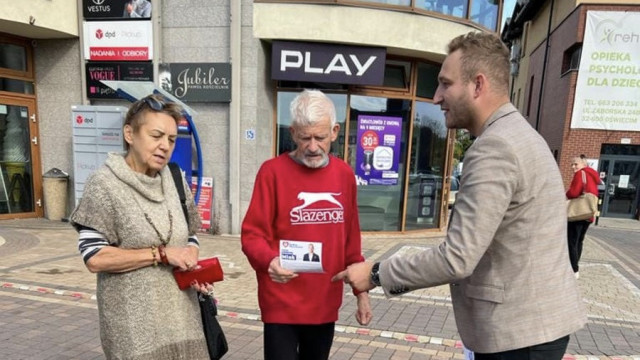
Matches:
[76,115,84,125]
[95,29,103,39]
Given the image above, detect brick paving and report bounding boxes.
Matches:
[1,218,639,359]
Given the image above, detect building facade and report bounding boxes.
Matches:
[0,0,504,233]
[503,0,640,220]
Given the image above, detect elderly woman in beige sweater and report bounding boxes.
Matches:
[71,94,211,359]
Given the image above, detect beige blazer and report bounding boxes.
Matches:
[380,103,586,353]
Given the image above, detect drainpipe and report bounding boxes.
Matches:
[229,2,242,234]
[535,0,554,131]
[153,0,162,87]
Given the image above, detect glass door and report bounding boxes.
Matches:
[599,157,640,219]
[0,98,42,217]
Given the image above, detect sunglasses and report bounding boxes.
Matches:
[130,95,171,114]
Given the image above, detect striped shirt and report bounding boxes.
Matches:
[77,225,200,263]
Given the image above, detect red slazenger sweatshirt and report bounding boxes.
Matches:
[241,154,364,324]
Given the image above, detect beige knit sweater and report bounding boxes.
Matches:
[71,153,208,360]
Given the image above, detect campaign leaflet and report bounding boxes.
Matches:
[279,240,324,273]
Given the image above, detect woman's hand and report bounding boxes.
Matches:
[165,246,199,271]
[191,282,215,297]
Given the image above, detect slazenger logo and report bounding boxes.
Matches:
[290,192,344,225]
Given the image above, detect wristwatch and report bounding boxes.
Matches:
[370,262,381,287]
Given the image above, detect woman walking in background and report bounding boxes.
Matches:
[566,155,600,279]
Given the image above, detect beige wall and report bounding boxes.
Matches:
[254,3,480,62]
[0,0,78,38]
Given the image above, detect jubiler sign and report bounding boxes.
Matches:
[159,63,231,102]
[271,41,386,86]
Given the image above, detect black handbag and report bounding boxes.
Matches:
[169,163,228,359]
[198,292,228,360]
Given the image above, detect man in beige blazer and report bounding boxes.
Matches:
[333,32,586,359]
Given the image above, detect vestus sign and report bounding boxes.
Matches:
[272,41,386,85]
[158,63,231,102]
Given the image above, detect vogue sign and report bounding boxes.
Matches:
[83,21,153,60]
[86,62,153,99]
[272,41,386,85]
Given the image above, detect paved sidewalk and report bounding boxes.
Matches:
[1,217,639,360]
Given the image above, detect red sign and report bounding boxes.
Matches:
[88,47,150,61]
[360,130,379,151]
[190,177,213,232]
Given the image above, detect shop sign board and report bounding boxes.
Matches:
[158,63,232,102]
[83,21,153,61]
[571,11,640,131]
[271,41,386,85]
[83,0,152,19]
[355,115,402,185]
[86,61,153,99]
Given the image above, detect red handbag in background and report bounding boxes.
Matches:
[173,257,224,290]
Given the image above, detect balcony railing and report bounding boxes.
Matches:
[255,0,501,32]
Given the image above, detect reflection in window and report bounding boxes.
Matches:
[470,0,499,31]
[405,101,447,230]
[351,0,411,6]
[276,91,347,159]
[435,0,468,19]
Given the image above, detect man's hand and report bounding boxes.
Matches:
[355,292,373,325]
[268,257,298,283]
[332,261,376,292]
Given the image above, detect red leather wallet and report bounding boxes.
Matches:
[172,257,224,290]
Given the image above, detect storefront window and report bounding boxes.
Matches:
[274,58,450,232]
[276,91,347,159]
[405,101,447,230]
[350,95,410,231]
[416,62,440,98]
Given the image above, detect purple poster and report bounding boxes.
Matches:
[355,115,402,185]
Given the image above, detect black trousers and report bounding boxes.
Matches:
[474,335,570,360]
[567,220,591,272]
[263,323,335,360]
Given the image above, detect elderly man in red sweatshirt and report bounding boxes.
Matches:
[241,89,372,360]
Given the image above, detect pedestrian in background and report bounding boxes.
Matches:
[241,89,372,360]
[334,31,586,360]
[70,94,212,359]
[567,154,600,279]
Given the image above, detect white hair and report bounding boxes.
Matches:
[289,89,336,127]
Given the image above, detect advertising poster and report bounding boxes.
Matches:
[83,21,153,61]
[190,176,213,232]
[355,115,401,185]
[86,62,153,99]
[571,11,640,130]
[83,0,152,20]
